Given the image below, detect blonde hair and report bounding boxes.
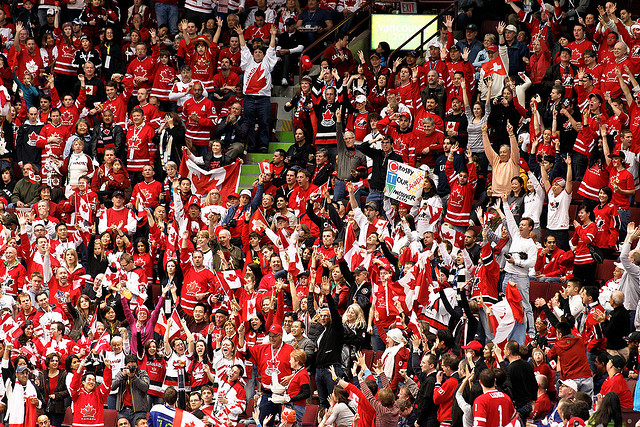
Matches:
[342,303,366,329]
[64,248,79,269]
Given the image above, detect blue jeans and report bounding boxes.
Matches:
[538,276,562,282]
[293,404,306,425]
[619,208,631,242]
[573,377,594,398]
[244,95,271,152]
[334,180,347,202]
[504,272,534,335]
[107,393,117,410]
[371,323,386,351]
[316,365,343,408]
[155,3,179,33]
[259,390,282,427]
[478,306,494,343]
[366,189,385,218]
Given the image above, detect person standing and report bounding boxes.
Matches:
[236,23,277,154]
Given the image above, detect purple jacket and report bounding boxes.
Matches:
[121,295,165,355]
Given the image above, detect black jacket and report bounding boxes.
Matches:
[357,142,403,191]
[314,292,344,368]
[36,369,69,415]
[90,122,125,163]
[16,121,44,166]
[215,114,249,148]
[500,358,537,407]
[337,258,372,317]
[602,305,631,350]
[285,140,315,168]
[412,352,438,425]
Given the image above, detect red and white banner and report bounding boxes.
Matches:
[93,330,112,353]
[179,155,241,200]
[259,159,272,175]
[217,270,243,291]
[0,312,22,341]
[482,57,508,76]
[174,408,206,427]
[155,310,184,340]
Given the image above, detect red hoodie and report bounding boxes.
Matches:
[546,334,592,380]
[345,382,376,427]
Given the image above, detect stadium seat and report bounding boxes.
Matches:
[62,407,73,427]
[547,282,564,300]
[622,408,640,427]
[571,183,583,204]
[626,379,637,397]
[302,404,319,427]
[374,350,384,363]
[568,205,578,224]
[362,349,374,368]
[596,260,616,282]
[529,281,549,304]
[104,409,118,427]
[632,207,640,224]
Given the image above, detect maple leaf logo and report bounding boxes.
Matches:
[322,109,333,121]
[28,131,38,145]
[80,404,97,419]
[160,69,174,83]
[266,357,280,375]
[61,110,74,125]
[185,422,196,427]
[134,65,148,76]
[25,59,38,73]
[185,280,200,293]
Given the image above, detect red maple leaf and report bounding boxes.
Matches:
[185,422,196,427]
[322,109,333,121]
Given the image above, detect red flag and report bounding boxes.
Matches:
[93,330,112,353]
[24,395,38,427]
[27,168,41,184]
[482,56,508,76]
[179,154,241,200]
[249,208,268,232]
[173,408,206,427]
[343,222,363,270]
[259,159,272,175]
[217,270,243,291]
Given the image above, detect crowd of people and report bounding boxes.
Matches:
[1,0,640,427]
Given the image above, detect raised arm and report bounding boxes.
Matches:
[507,122,519,164]
[564,155,573,195]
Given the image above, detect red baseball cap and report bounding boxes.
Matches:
[269,324,283,335]
[461,340,483,352]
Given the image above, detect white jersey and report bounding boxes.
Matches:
[546,189,571,230]
[241,45,277,97]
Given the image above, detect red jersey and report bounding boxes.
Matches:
[601,57,632,99]
[568,39,595,67]
[179,248,217,316]
[218,46,242,74]
[51,87,86,133]
[600,373,633,408]
[608,165,634,209]
[473,390,517,427]
[212,71,240,91]
[578,164,609,201]
[130,180,162,209]
[150,63,177,101]
[445,160,477,227]
[583,303,606,352]
[102,78,134,128]
[347,110,368,142]
[571,222,597,265]
[70,366,112,427]
[376,116,417,166]
[244,23,275,45]
[181,97,218,146]
[592,202,620,248]
[186,43,220,92]
[126,54,157,95]
[52,37,78,75]
[140,355,166,397]
[126,123,156,172]
[15,48,44,82]
[434,376,458,423]
[246,342,294,388]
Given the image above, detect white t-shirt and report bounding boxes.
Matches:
[546,189,571,230]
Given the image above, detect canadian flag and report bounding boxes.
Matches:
[441,223,464,249]
[217,270,243,291]
[179,154,241,200]
[249,208,268,232]
[343,222,363,270]
[311,180,329,198]
[352,180,367,192]
[27,168,41,184]
[92,330,112,353]
[489,282,524,347]
[72,274,93,291]
[0,312,22,341]
[259,159,272,175]
[482,56,508,77]
[154,310,184,340]
[173,408,206,427]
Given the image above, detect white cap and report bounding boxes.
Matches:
[505,24,518,33]
[560,379,578,392]
[355,94,367,104]
[387,328,406,345]
[427,39,442,50]
[240,189,252,197]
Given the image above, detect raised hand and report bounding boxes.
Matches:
[444,15,453,31]
[462,47,470,62]
[496,21,505,35]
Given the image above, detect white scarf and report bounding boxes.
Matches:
[381,343,403,378]
[5,378,38,427]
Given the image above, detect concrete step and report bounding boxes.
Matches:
[238,173,260,186]
[248,152,273,162]
[269,142,293,151]
[241,164,261,173]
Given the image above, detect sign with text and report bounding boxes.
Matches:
[400,2,417,13]
[371,14,437,50]
[384,161,425,205]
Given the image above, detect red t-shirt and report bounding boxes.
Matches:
[287,367,311,406]
[608,164,634,209]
